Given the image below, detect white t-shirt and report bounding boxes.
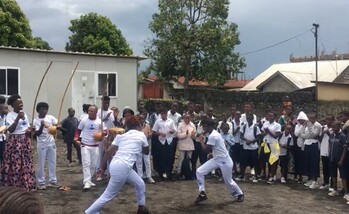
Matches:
[34,115,57,144]
[279,132,293,156]
[240,124,261,150]
[240,113,257,125]
[97,109,115,129]
[207,130,230,160]
[167,111,182,127]
[232,119,243,145]
[262,121,281,144]
[78,117,105,145]
[112,130,148,168]
[152,118,176,145]
[320,125,332,157]
[6,111,30,135]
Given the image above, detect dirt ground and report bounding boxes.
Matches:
[34,141,348,214]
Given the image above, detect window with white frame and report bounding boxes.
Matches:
[98,73,117,97]
[0,68,19,96]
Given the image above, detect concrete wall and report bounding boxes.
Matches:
[261,75,298,92]
[318,82,349,101]
[0,48,138,122]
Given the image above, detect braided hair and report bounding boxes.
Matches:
[0,186,44,214]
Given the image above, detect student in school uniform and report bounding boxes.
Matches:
[75,105,106,190]
[217,113,233,135]
[79,104,90,121]
[194,118,244,204]
[294,111,308,183]
[319,115,335,190]
[240,103,257,125]
[339,111,349,203]
[34,102,60,190]
[227,107,236,123]
[167,102,182,175]
[239,113,261,183]
[176,114,196,179]
[327,121,348,198]
[0,99,9,168]
[261,112,282,184]
[152,108,177,180]
[220,123,234,161]
[192,114,208,178]
[278,125,293,184]
[136,114,155,184]
[231,111,243,176]
[149,102,162,175]
[299,113,322,189]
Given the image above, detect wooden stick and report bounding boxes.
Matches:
[56,62,79,138]
[31,61,53,140]
[57,62,80,122]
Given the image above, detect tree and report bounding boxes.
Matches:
[33,37,52,50]
[144,0,245,98]
[0,0,34,47]
[66,13,132,55]
[0,0,52,49]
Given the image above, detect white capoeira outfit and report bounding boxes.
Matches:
[85,130,148,214]
[78,117,104,185]
[196,130,243,197]
[34,115,58,185]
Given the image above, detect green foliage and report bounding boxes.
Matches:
[0,0,34,47]
[33,37,52,50]
[144,0,245,90]
[0,0,51,49]
[66,12,133,55]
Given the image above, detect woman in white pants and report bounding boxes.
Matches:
[85,115,150,214]
[195,118,244,204]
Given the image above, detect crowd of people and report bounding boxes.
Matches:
[1,93,349,213]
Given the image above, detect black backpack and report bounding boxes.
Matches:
[242,124,259,139]
[181,153,192,180]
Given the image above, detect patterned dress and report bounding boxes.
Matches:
[1,111,36,191]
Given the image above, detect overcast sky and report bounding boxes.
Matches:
[17,0,349,79]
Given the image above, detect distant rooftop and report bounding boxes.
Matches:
[0,45,147,60]
[290,51,349,62]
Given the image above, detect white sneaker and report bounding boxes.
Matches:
[250,168,255,175]
[89,181,96,187]
[147,177,155,184]
[304,180,313,187]
[267,178,275,184]
[328,190,339,196]
[343,194,349,200]
[281,177,286,184]
[319,184,330,190]
[309,181,319,189]
[37,184,47,190]
[96,176,103,182]
[83,182,91,190]
[329,188,335,192]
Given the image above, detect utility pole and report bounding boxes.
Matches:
[312,23,319,102]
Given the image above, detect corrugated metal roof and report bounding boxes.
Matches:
[242,60,349,91]
[0,46,147,60]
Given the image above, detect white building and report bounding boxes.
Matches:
[0,46,145,121]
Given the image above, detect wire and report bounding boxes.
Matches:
[240,29,311,56]
[318,35,337,73]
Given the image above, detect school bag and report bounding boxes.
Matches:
[181,153,192,180]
